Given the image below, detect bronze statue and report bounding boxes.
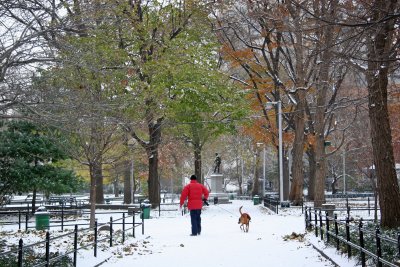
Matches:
[214,153,221,173]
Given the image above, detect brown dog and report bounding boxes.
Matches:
[238,206,251,232]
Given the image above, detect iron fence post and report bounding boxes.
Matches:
[25,212,29,231]
[45,231,50,267]
[142,211,144,235]
[61,203,64,231]
[319,210,323,240]
[397,232,400,261]
[376,227,382,267]
[359,219,365,267]
[122,213,125,243]
[94,220,98,257]
[18,210,21,230]
[315,210,318,237]
[133,212,135,238]
[346,217,351,258]
[326,211,330,243]
[335,214,339,251]
[74,225,78,267]
[304,206,308,230]
[110,216,113,247]
[18,238,23,267]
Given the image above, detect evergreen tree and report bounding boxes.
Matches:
[0,120,83,211]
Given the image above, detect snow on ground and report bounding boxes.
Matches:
[0,200,360,267]
[94,200,359,267]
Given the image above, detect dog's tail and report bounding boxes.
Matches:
[239,206,243,215]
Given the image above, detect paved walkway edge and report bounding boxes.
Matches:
[309,241,340,267]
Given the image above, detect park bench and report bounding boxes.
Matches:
[47,196,77,207]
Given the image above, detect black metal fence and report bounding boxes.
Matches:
[0,210,144,267]
[0,206,144,232]
[263,196,280,214]
[305,207,400,267]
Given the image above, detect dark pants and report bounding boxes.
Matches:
[190,209,202,235]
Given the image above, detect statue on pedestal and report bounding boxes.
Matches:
[214,153,221,173]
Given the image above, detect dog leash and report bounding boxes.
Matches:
[213,204,236,216]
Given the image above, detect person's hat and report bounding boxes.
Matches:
[190,175,197,180]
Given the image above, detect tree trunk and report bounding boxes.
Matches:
[307,149,316,200]
[289,99,306,204]
[366,0,400,228]
[313,0,336,208]
[94,158,104,204]
[238,157,243,195]
[31,187,37,214]
[287,0,307,206]
[89,164,97,227]
[147,149,160,208]
[283,149,290,201]
[313,134,327,208]
[114,176,119,197]
[331,177,337,194]
[146,117,162,208]
[123,161,131,204]
[194,144,202,184]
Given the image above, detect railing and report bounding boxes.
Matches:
[0,207,139,232]
[157,203,179,217]
[305,207,400,267]
[0,210,144,267]
[263,196,280,214]
[303,197,379,219]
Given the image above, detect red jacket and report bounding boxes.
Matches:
[180,180,209,210]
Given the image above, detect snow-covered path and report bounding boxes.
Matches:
[101,200,351,267]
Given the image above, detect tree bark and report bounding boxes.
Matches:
[89,164,96,228]
[283,150,290,201]
[287,0,307,206]
[147,147,160,208]
[123,161,131,204]
[31,187,37,214]
[95,157,104,204]
[238,157,243,195]
[146,116,162,208]
[366,0,400,228]
[194,143,202,184]
[307,149,316,201]
[289,96,306,204]
[313,0,336,208]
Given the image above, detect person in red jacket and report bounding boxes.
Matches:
[180,174,209,236]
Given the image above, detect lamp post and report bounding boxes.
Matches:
[256,143,266,197]
[266,101,283,203]
[128,139,136,204]
[342,150,346,194]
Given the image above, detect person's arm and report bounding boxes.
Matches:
[180,186,189,207]
[203,185,209,201]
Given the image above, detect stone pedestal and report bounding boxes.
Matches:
[208,173,230,204]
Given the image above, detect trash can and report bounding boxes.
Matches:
[140,200,151,219]
[213,196,218,205]
[35,207,50,230]
[253,195,260,205]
